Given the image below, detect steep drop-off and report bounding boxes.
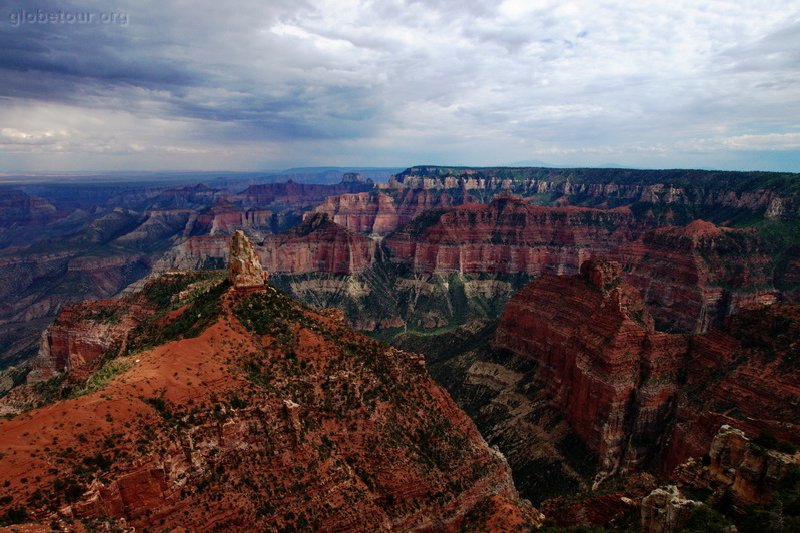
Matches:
[383,197,788,333]
[0,234,541,531]
[494,260,800,476]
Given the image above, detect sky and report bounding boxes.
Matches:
[0,0,798,172]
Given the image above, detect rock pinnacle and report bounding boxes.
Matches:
[228,230,266,288]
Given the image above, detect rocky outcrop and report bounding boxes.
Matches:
[380,197,785,332]
[611,220,779,332]
[671,424,800,514]
[234,180,372,209]
[640,485,701,533]
[228,230,265,288]
[187,199,289,237]
[156,216,378,277]
[312,192,401,235]
[706,425,799,504]
[151,235,230,272]
[312,189,472,235]
[24,299,137,383]
[0,189,57,226]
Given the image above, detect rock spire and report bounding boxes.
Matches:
[228,230,266,288]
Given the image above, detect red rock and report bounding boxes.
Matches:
[259,214,377,275]
[234,180,372,209]
[313,189,471,235]
[0,261,542,531]
[25,300,137,383]
[384,198,641,277]
[495,259,686,471]
[495,261,800,478]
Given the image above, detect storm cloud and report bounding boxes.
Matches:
[0,0,798,171]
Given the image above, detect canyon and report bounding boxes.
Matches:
[1,165,799,530]
[0,234,541,531]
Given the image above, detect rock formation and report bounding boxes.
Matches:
[381,165,800,221]
[0,270,542,531]
[491,261,800,481]
[0,189,57,226]
[260,214,377,275]
[26,303,131,383]
[227,230,265,288]
[312,189,471,236]
[384,198,643,277]
[234,180,372,210]
[495,259,686,472]
[707,426,798,503]
[640,485,701,533]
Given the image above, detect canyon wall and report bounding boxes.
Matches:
[493,261,800,478]
[381,166,800,222]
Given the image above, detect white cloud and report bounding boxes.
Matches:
[0,0,798,170]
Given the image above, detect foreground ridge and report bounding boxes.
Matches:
[0,233,541,531]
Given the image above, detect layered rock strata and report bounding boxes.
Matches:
[494,261,800,478]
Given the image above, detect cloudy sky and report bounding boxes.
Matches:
[0,0,798,172]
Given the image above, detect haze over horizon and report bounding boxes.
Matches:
[1,0,799,173]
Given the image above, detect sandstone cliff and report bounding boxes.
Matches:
[493,261,800,479]
[0,189,57,226]
[260,213,378,275]
[384,198,642,276]
[495,259,685,472]
[234,180,372,209]
[312,188,474,235]
[380,197,787,332]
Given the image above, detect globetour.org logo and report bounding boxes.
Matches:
[9,9,129,27]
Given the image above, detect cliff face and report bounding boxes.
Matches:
[151,235,229,272]
[405,261,799,519]
[0,189,57,226]
[260,214,378,275]
[663,304,800,473]
[235,180,373,209]
[493,262,800,479]
[382,166,800,222]
[25,300,136,383]
[382,198,784,333]
[641,425,800,533]
[187,200,294,237]
[153,200,785,336]
[312,189,473,235]
[0,265,541,530]
[704,426,798,504]
[495,260,685,472]
[151,215,378,278]
[384,198,642,276]
[611,220,779,332]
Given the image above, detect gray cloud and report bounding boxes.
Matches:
[0,0,798,171]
